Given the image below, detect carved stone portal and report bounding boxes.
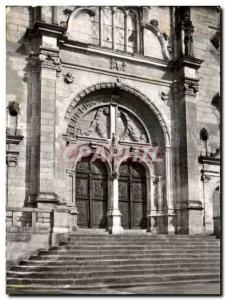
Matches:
[71,104,149,143]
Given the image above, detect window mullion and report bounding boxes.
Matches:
[125,13,128,52]
[110,104,117,139]
[99,7,102,47]
[136,16,140,53]
[112,8,115,50]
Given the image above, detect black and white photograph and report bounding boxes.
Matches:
[5,4,221,295]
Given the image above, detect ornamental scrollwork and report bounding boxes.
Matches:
[39,53,62,73]
[28,51,62,74]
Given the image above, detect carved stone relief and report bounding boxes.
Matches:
[109,58,126,72]
[74,106,110,139]
[117,108,148,143]
[183,79,199,96]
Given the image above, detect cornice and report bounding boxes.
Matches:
[199,155,220,165]
[59,39,171,70]
[174,55,204,70]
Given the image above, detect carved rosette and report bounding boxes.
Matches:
[183,79,199,96]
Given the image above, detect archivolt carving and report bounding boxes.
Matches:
[65,81,170,146]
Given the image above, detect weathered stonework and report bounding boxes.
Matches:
[6,6,221,265]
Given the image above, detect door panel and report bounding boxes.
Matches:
[92,178,107,227]
[76,177,89,227]
[93,200,107,227]
[77,199,89,227]
[119,201,130,228]
[119,180,129,228]
[76,158,107,228]
[119,161,147,229]
[132,181,147,228]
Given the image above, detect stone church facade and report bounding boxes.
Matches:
[6,6,220,265]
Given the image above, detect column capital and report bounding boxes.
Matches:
[29,48,62,75]
[110,171,119,179]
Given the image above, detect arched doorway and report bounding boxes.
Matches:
[119,160,147,229]
[212,186,220,237]
[65,84,171,234]
[76,156,108,228]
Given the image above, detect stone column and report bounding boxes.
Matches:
[66,170,79,231]
[147,176,157,233]
[107,172,123,234]
[165,146,175,234]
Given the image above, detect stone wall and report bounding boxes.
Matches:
[6,6,220,237]
[6,7,31,207]
[192,7,220,155]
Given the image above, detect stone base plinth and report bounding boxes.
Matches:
[107,209,123,234]
[36,192,59,209]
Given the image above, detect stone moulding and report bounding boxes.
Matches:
[65,7,96,38]
[142,23,172,61]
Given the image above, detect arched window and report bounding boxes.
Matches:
[68,7,139,53]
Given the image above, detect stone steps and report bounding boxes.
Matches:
[38,248,219,255]
[7,278,220,294]
[28,253,220,261]
[7,273,220,286]
[7,233,220,294]
[8,266,220,279]
[18,257,220,266]
[10,261,220,272]
[57,240,219,249]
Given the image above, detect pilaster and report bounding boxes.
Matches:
[29,28,62,208]
[174,56,203,234]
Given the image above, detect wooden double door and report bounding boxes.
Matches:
[76,158,108,228]
[119,161,147,229]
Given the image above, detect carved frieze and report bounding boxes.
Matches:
[109,58,126,72]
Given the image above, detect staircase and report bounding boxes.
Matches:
[7,232,220,294]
